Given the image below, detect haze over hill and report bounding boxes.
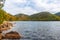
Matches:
[55,12,60,16]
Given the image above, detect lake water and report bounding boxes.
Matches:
[4,21,60,40]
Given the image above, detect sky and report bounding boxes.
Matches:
[3,0,60,15]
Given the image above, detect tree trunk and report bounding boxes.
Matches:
[0,32,2,40]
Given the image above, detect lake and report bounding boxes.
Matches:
[4,21,60,40]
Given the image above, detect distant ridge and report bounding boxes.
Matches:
[15,12,60,21]
[15,14,30,21]
[55,12,60,16]
[29,12,60,21]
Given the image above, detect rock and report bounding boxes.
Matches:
[5,31,21,39]
[0,21,13,31]
[0,33,2,39]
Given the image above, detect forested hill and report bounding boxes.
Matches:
[0,9,60,24]
[0,9,18,24]
[29,12,60,21]
[15,12,60,21]
[15,14,30,21]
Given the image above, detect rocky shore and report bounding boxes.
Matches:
[0,21,21,40]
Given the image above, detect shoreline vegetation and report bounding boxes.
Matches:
[0,9,60,24]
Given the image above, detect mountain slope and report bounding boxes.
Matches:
[30,12,60,21]
[15,14,30,21]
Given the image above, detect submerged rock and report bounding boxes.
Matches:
[5,31,21,39]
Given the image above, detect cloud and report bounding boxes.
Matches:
[3,0,60,15]
[33,0,60,14]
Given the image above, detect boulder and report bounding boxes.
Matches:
[5,31,21,39]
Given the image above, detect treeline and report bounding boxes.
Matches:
[0,9,60,24]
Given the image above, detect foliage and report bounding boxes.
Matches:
[0,9,18,24]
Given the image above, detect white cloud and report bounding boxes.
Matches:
[3,0,37,15]
[32,0,60,13]
[3,0,60,15]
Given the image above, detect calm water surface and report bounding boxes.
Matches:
[4,21,60,40]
